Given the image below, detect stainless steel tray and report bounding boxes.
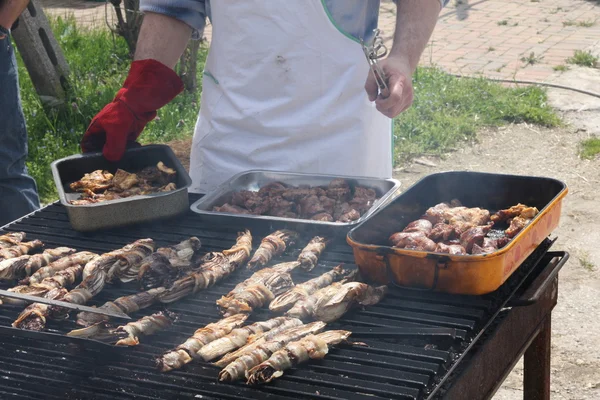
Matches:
[190,170,401,235]
[52,145,192,232]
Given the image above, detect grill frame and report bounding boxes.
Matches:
[0,198,564,399]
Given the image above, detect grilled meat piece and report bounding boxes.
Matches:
[82,239,153,279]
[491,203,539,223]
[459,225,492,253]
[471,244,497,254]
[423,202,451,225]
[442,207,491,235]
[0,232,26,249]
[326,179,351,201]
[506,216,532,238]
[297,236,329,271]
[213,203,251,214]
[247,229,298,270]
[61,269,108,307]
[198,317,300,362]
[114,311,177,346]
[313,282,387,323]
[246,330,352,385]
[0,247,75,280]
[389,231,437,251]
[106,239,155,283]
[435,243,467,255]
[429,223,456,241]
[112,169,140,191]
[3,265,83,305]
[12,287,68,331]
[257,182,287,196]
[311,212,333,221]
[270,265,345,313]
[298,195,325,217]
[403,219,433,235]
[24,251,97,285]
[0,240,43,261]
[217,321,327,382]
[157,314,248,372]
[69,170,113,193]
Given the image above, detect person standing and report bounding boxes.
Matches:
[0,0,40,226]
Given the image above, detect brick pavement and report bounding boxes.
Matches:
[39,0,600,82]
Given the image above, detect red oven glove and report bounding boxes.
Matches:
[81,59,184,161]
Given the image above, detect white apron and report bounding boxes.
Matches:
[189,0,392,194]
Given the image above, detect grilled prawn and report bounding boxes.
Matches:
[247,230,297,269]
[198,317,301,362]
[269,265,345,313]
[246,330,352,385]
[157,314,248,372]
[217,321,327,382]
[296,236,329,271]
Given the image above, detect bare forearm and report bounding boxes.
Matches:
[390,0,441,71]
[0,0,29,29]
[134,12,192,69]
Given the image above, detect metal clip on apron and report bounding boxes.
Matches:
[361,29,390,99]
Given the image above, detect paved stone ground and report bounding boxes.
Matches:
[40,0,600,84]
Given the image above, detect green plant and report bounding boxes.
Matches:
[520,52,543,65]
[497,20,508,26]
[567,50,598,67]
[579,138,600,159]
[393,68,560,164]
[579,252,596,271]
[488,47,496,52]
[553,65,569,72]
[16,16,208,203]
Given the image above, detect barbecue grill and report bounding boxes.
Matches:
[0,195,568,400]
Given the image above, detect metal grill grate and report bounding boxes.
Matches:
[0,199,555,400]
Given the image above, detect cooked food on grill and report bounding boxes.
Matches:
[247,229,298,269]
[4,265,83,305]
[24,251,98,285]
[217,321,327,382]
[82,239,154,279]
[0,240,43,261]
[106,239,155,283]
[198,317,301,362]
[0,247,75,280]
[75,287,166,327]
[389,202,539,255]
[286,271,359,320]
[296,236,329,271]
[212,179,381,223]
[68,162,178,205]
[269,265,346,313]
[157,314,248,372]
[12,287,68,330]
[313,282,388,323]
[245,330,352,385]
[0,232,26,249]
[158,230,252,303]
[138,237,202,290]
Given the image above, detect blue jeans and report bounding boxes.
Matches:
[0,25,40,226]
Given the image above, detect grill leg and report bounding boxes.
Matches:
[523,316,551,400]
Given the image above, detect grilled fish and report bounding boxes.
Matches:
[0,240,43,261]
[246,330,352,385]
[158,231,253,304]
[313,282,388,322]
[76,287,166,327]
[0,232,26,249]
[106,239,155,283]
[198,317,301,362]
[217,321,327,382]
[23,251,98,285]
[247,230,297,269]
[297,236,329,271]
[0,247,75,281]
[269,265,346,313]
[157,314,248,372]
[82,239,154,279]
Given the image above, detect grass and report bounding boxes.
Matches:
[567,50,598,68]
[520,52,544,66]
[553,65,569,72]
[17,17,561,202]
[579,138,600,159]
[392,68,560,164]
[578,252,595,271]
[563,20,596,27]
[497,20,508,26]
[15,16,207,203]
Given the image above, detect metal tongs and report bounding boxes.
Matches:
[361,29,390,99]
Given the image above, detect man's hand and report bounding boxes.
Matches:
[364,56,414,118]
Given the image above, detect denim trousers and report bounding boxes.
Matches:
[0,25,40,226]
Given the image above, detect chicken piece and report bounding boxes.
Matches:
[111,169,140,191]
[496,236,511,248]
[429,223,456,241]
[403,219,433,235]
[69,170,113,193]
[338,209,360,222]
[213,203,251,214]
[157,162,176,178]
[422,202,451,224]
[389,231,437,251]
[506,216,531,238]
[441,207,491,235]
[491,204,539,223]
[435,243,467,255]
[459,225,492,253]
[160,183,177,192]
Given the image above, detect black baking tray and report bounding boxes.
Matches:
[51,144,192,232]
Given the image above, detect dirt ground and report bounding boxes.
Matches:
[166,107,600,399]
